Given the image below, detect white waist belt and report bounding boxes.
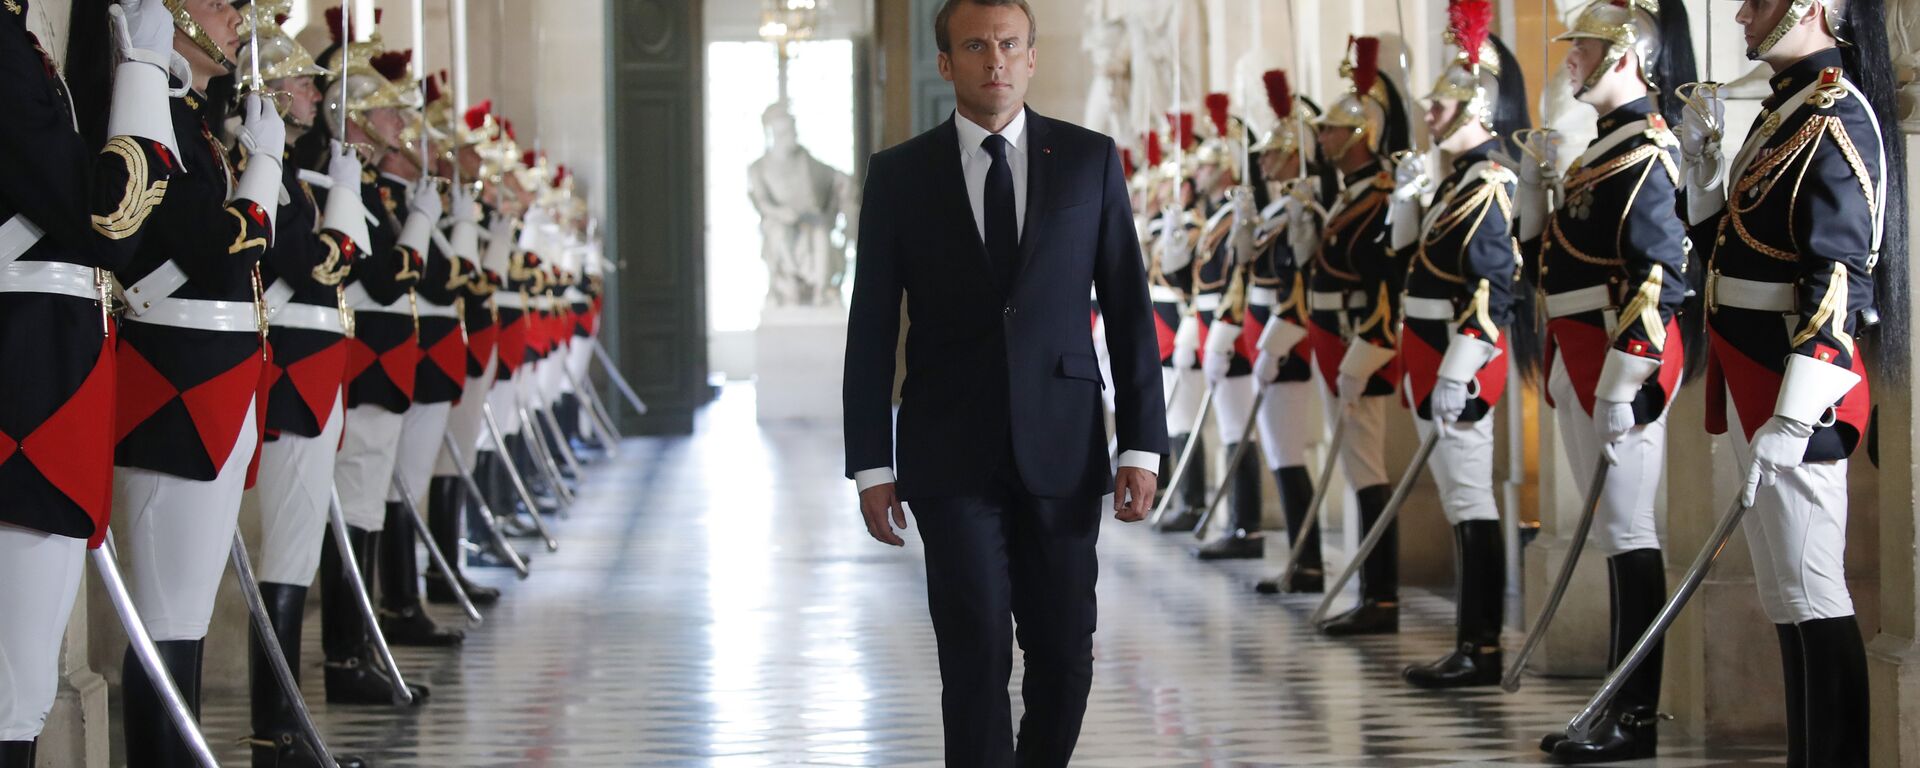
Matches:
[1247,286,1279,306]
[262,279,296,317]
[562,288,587,302]
[416,299,458,318]
[1712,274,1795,312]
[271,302,343,333]
[0,260,99,301]
[0,214,46,267]
[1401,295,1455,321]
[122,260,189,317]
[1546,285,1612,318]
[124,297,259,333]
[1149,284,1183,304]
[1193,293,1222,312]
[494,291,527,309]
[343,282,412,315]
[1309,290,1362,312]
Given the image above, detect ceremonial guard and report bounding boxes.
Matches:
[1392,2,1528,687]
[1187,93,1268,559]
[1244,71,1334,589]
[0,0,175,762]
[312,11,434,702]
[94,0,284,759]
[1523,0,1694,758]
[232,4,375,764]
[1148,114,1211,532]
[1307,37,1413,635]
[1682,0,1900,760]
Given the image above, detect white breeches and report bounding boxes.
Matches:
[1412,408,1501,525]
[488,375,523,435]
[333,405,406,531]
[437,357,497,477]
[1727,389,1855,624]
[1210,374,1258,446]
[537,354,565,406]
[0,523,85,740]
[1328,394,1390,489]
[1256,380,1317,470]
[251,390,345,586]
[387,401,452,508]
[1163,367,1205,435]
[1548,356,1666,556]
[116,397,259,641]
[565,336,593,394]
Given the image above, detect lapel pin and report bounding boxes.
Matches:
[1043,148,1052,154]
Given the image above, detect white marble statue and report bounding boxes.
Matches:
[1082,3,1133,143]
[748,102,858,309]
[1126,0,1207,139]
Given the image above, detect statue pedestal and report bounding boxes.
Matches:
[755,306,847,424]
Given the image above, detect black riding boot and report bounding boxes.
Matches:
[123,639,203,768]
[1255,466,1323,593]
[322,526,429,705]
[1156,432,1205,532]
[1551,548,1666,762]
[1320,484,1398,636]
[0,741,34,768]
[1405,520,1504,688]
[378,503,464,647]
[425,476,501,605]
[250,583,371,767]
[507,432,558,509]
[1195,443,1266,559]
[1799,616,1870,768]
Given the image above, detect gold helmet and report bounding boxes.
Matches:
[236,0,328,93]
[1426,0,1515,143]
[1751,0,1849,57]
[163,0,236,71]
[1250,70,1305,156]
[1314,37,1403,158]
[1556,0,1666,94]
[1193,93,1246,181]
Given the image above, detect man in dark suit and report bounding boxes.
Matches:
[841,1,1168,765]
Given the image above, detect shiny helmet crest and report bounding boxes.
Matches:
[236,0,328,92]
[162,0,235,70]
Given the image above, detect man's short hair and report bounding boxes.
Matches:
[933,0,1037,54]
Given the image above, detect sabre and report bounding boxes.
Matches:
[440,433,532,578]
[590,339,650,416]
[1261,413,1347,593]
[336,0,350,144]
[93,534,220,768]
[1564,495,1749,741]
[483,403,561,551]
[1502,455,1611,691]
[391,473,484,623]
[518,401,575,507]
[326,489,414,706]
[1148,384,1216,527]
[537,402,586,479]
[568,366,625,454]
[1192,385,1269,539]
[229,533,339,765]
[1309,428,1440,626]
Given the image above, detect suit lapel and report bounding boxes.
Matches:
[933,117,991,271]
[1013,108,1051,288]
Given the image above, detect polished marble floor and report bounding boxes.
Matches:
[197,385,1785,767]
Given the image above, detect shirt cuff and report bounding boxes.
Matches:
[1117,450,1159,474]
[853,467,896,492]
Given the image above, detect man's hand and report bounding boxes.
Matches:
[1113,466,1158,522]
[858,483,908,546]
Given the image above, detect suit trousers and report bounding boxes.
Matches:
[910,472,1102,768]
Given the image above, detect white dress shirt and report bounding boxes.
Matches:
[853,110,1158,493]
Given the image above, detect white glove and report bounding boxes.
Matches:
[1679,85,1727,222]
[1253,350,1283,384]
[1202,347,1232,384]
[1285,185,1321,261]
[1511,131,1559,242]
[239,94,286,161]
[1171,312,1200,370]
[410,179,444,221]
[451,185,479,223]
[397,179,443,254]
[1595,399,1636,464]
[1158,206,1193,273]
[1229,190,1258,267]
[1388,195,1421,252]
[327,141,363,191]
[1430,378,1469,425]
[1391,152,1433,202]
[116,0,176,63]
[104,1,182,157]
[1337,373,1367,410]
[321,143,371,252]
[1742,416,1814,507]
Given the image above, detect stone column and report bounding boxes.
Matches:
[1867,140,1920,768]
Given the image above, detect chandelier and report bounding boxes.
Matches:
[759,0,819,46]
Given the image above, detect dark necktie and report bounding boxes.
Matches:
[981,134,1018,288]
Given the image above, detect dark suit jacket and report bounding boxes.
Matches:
[843,108,1168,500]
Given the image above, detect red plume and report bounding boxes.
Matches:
[464,100,493,130]
[275,13,289,25]
[1448,0,1494,67]
[1166,112,1195,149]
[424,74,442,104]
[1262,70,1292,121]
[370,50,411,82]
[553,165,569,188]
[502,119,517,141]
[1203,93,1231,138]
[374,9,383,24]
[325,6,343,42]
[1350,37,1380,96]
[1145,131,1163,167]
[1120,148,1136,177]
[522,150,538,168]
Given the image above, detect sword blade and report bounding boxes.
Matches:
[440,433,532,578]
[1502,455,1610,691]
[1269,413,1347,592]
[483,403,561,551]
[230,533,339,764]
[327,489,414,706]
[1309,427,1439,626]
[590,339,648,415]
[391,473,484,623]
[1148,383,1216,527]
[1193,385,1268,539]
[93,536,222,768]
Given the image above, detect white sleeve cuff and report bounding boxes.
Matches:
[1337,340,1397,380]
[1117,450,1159,474]
[1436,335,1500,383]
[853,467,896,492]
[233,161,281,234]
[398,210,436,254]
[1595,347,1662,404]
[323,186,372,254]
[1774,353,1862,426]
[1172,312,1201,348]
[106,61,180,159]
[1204,319,1242,354]
[1258,318,1309,355]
